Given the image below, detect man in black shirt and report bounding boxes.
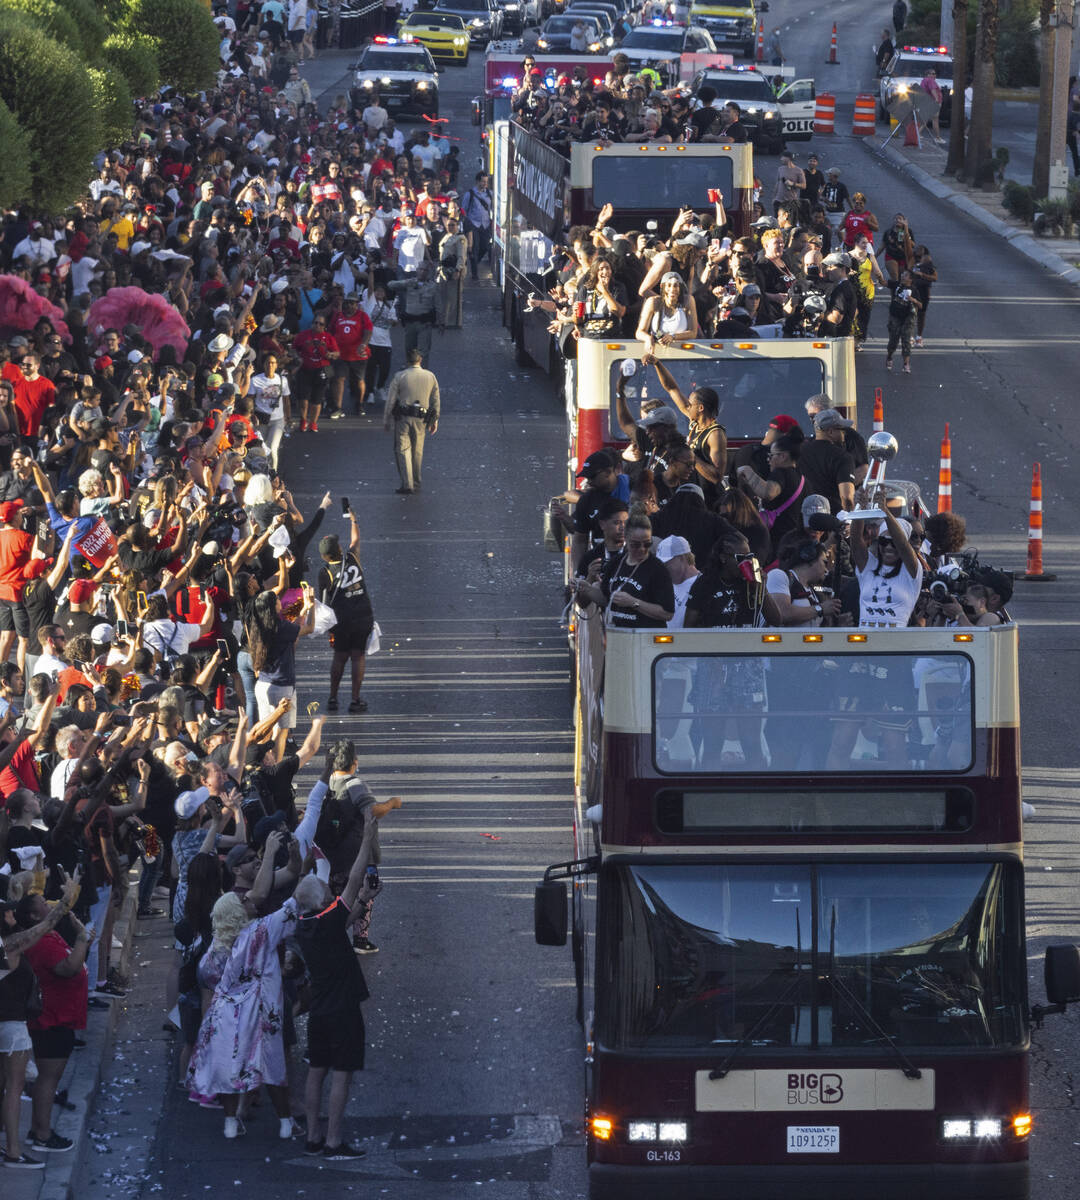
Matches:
[570,450,628,562]
[796,409,857,513]
[575,498,627,582]
[800,154,825,211]
[295,791,379,1162]
[718,102,748,143]
[820,252,856,336]
[317,508,375,714]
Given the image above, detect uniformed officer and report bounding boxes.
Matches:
[383,349,440,495]
[387,262,440,366]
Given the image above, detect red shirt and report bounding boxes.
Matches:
[8,370,55,437]
[293,328,338,370]
[24,931,88,1031]
[842,209,875,249]
[330,310,373,362]
[0,738,40,798]
[0,526,35,602]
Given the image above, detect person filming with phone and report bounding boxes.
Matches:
[316,500,376,714]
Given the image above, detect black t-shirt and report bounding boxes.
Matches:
[251,754,301,828]
[54,605,97,639]
[296,897,370,1017]
[601,553,675,628]
[911,258,935,305]
[801,168,824,205]
[317,552,374,631]
[180,683,209,724]
[761,466,803,551]
[820,179,851,214]
[796,440,856,513]
[686,571,756,627]
[824,277,857,336]
[689,105,719,139]
[843,427,868,473]
[573,481,626,547]
[887,279,918,321]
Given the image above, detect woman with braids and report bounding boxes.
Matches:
[246,588,315,732]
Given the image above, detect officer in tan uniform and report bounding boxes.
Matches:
[383,349,440,495]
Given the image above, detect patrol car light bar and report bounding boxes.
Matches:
[373,35,399,43]
[902,45,949,54]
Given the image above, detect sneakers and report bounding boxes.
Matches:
[902,363,911,374]
[310,421,319,433]
[329,410,345,420]
[299,419,308,432]
[2,1152,44,1169]
[394,486,412,495]
[280,1117,300,1140]
[138,906,166,919]
[323,1143,367,1161]
[353,938,378,955]
[885,357,893,371]
[326,697,339,712]
[914,335,924,347]
[348,698,368,713]
[304,1138,325,1155]
[91,980,127,998]
[26,1131,73,1153]
[223,1117,246,1140]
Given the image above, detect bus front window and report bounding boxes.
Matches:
[599,862,1025,1052]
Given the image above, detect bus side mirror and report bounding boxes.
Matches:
[1045,945,1080,1006]
[535,878,568,945]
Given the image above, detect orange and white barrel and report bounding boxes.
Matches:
[814,93,835,135]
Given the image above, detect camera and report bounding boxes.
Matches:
[927,561,969,603]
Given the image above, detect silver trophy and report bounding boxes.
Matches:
[838,431,898,523]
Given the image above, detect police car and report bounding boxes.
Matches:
[352,38,440,119]
[691,66,816,151]
[618,20,718,76]
[879,44,954,124]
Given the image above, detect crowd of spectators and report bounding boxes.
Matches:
[0,21,460,1170]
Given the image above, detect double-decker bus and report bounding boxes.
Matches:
[495,123,754,371]
[535,620,1080,1199]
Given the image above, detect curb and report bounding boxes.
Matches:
[863,136,1080,288]
[29,883,141,1200]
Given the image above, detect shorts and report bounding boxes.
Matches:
[307,1008,365,1072]
[254,679,298,728]
[288,27,304,43]
[0,597,29,637]
[0,1020,32,1054]
[29,1025,76,1060]
[334,359,369,384]
[294,366,329,407]
[329,621,374,655]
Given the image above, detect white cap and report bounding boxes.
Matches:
[127,349,144,364]
[655,535,692,562]
[174,786,210,819]
[91,622,114,644]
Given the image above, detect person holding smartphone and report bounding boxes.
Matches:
[316,501,375,714]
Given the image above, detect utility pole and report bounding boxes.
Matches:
[1033,0,1055,198]
[946,0,969,175]
[940,0,954,49]
[1046,0,1075,200]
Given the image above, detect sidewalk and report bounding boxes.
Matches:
[862,132,1080,288]
[5,882,141,1200]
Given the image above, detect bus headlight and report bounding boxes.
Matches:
[941,1116,1009,1141]
[974,1119,1002,1138]
[942,1119,972,1140]
[626,1119,687,1143]
[658,1122,688,1142]
[628,1121,656,1142]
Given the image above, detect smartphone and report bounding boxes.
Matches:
[116,620,129,638]
[216,638,230,660]
[365,864,379,888]
[137,590,148,610]
[341,496,351,514]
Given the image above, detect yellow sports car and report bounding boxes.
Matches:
[394,12,471,64]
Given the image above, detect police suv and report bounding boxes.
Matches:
[690,65,816,152]
[879,44,954,124]
[352,38,440,119]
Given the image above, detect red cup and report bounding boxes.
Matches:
[707,188,721,203]
[574,301,586,322]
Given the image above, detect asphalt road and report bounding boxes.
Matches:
[74,33,1080,1200]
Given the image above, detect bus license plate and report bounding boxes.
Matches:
[787,1126,839,1153]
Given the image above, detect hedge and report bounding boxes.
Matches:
[88,66,135,147]
[127,0,220,94]
[102,30,160,100]
[0,97,32,209]
[0,13,102,210]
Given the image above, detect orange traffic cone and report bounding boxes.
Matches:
[904,115,921,148]
[1023,462,1056,581]
[873,387,884,433]
[756,25,764,62]
[827,22,838,64]
[936,423,951,513]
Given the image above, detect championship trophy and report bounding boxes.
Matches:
[838,431,898,523]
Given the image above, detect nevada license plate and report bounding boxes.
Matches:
[787,1126,839,1153]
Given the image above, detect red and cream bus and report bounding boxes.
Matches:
[535,620,1079,1199]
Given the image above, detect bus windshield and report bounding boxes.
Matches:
[598,861,1025,1051]
[653,652,973,773]
[590,156,735,212]
[614,357,825,442]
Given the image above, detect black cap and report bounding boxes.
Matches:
[576,450,615,480]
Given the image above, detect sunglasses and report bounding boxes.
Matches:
[628,538,652,549]
[877,537,894,547]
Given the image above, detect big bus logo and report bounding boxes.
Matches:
[787,1073,844,1105]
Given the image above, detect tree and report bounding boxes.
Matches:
[945,0,969,175]
[964,0,998,186]
[102,30,160,99]
[0,0,83,57]
[0,13,102,210]
[88,66,134,147]
[126,0,219,94]
[1032,0,1054,197]
[0,97,32,209]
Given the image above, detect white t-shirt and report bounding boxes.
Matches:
[667,573,699,630]
[51,758,79,801]
[393,226,429,273]
[362,291,395,349]
[142,618,202,660]
[249,372,290,421]
[766,568,823,627]
[410,141,440,172]
[856,555,924,627]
